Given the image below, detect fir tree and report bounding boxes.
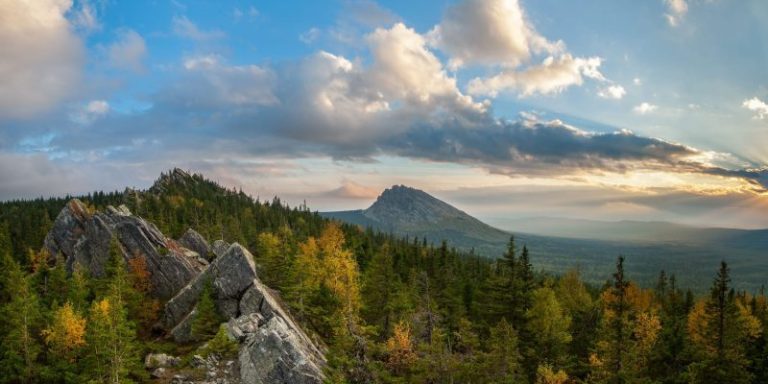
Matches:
[190,278,223,342]
[0,257,42,384]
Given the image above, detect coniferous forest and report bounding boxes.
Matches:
[0,171,766,384]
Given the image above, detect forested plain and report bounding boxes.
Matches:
[0,171,766,383]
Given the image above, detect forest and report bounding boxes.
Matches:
[0,170,766,384]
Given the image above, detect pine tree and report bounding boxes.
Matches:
[687,261,753,384]
[483,318,525,383]
[190,278,223,342]
[82,238,143,384]
[0,256,42,384]
[254,231,291,291]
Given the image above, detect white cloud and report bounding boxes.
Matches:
[0,0,84,119]
[300,27,321,44]
[633,77,642,86]
[108,29,147,72]
[634,102,658,114]
[366,23,482,110]
[664,0,688,27]
[70,100,110,124]
[598,85,627,100]
[171,54,278,107]
[467,55,604,97]
[742,97,768,120]
[183,54,222,70]
[172,16,225,41]
[428,0,563,69]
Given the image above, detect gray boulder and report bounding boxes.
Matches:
[179,228,213,261]
[44,199,207,299]
[161,243,325,383]
[212,240,230,258]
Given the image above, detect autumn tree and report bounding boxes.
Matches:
[385,321,416,376]
[687,262,754,384]
[590,256,661,384]
[42,302,87,382]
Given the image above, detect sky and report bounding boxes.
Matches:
[1,0,768,228]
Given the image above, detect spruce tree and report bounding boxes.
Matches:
[688,261,752,384]
[0,256,42,384]
[190,278,223,342]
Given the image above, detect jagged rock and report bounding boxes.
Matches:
[44,199,207,299]
[180,228,213,261]
[145,352,180,368]
[237,316,324,384]
[212,240,230,258]
[161,244,257,336]
[161,243,325,383]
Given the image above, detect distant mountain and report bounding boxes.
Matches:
[496,216,768,247]
[324,185,768,291]
[324,185,510,255]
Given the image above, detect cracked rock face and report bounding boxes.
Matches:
[179,228,214,261]
[161,243,326,384]
[44,199,207,299]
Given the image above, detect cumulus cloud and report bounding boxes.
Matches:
[468,55,604,97]
[108,29,147,72]
[664,0,688,27]
[429,0,605,98]
[634,102,658,114]
[742,97,768,120]
[429,0,563,69]
[172,16,226,41]
[598,85,627,99]
[0,0,84,119]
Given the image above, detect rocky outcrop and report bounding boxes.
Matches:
[44,199,207,299]
[161,243,326,383]
[179,228,213,261]
[212,240,230,258]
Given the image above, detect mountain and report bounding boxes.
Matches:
[324,185,768,290]
[324,185,510,255]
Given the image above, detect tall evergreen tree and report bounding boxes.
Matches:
[687,261,752,384]
[0,256,42,384]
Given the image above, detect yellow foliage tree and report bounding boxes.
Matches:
[535,363,569,384]
[42,302,87,362]
[385,321,416,375]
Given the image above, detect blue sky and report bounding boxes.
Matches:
[1,0,768,228]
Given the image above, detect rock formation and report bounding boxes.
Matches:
[44,199,207,299]
[161,243,326,383]
[44,197,326,383]
[179,228,213,261]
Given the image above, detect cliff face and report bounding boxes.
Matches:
[43,199,326,383]
[44,199,207,299]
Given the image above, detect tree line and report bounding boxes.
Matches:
[0,171,766,383]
